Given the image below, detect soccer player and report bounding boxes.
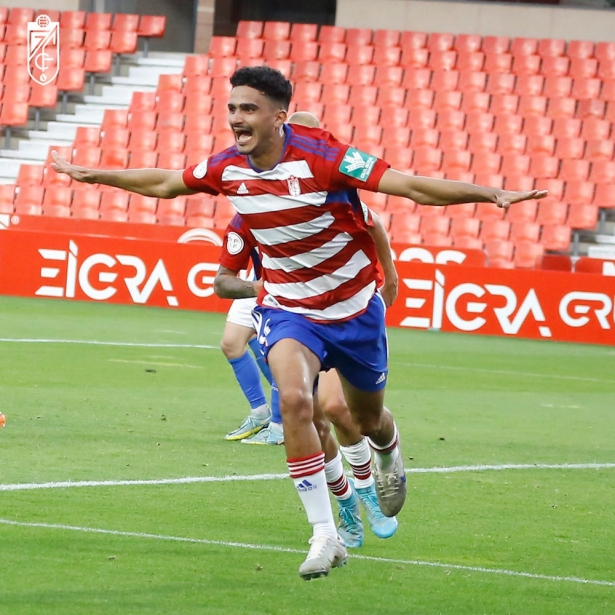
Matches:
[51,65,547,579]
[215,204,399,547]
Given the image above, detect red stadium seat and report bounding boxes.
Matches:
[461,91,490,114]
[514,241,544,269]
[540,56,569,77]
[515,74,545,96]
[429,50,457,71]
[410,127,439,150]
[317,62,347,84]
[567,203,598,230]
[401,68,431,90]
[485,73,515,95]
[554,137,584,160]
[400,46,429,68]
[433,90,462,111]
[317,25,345,43]
[484,53,513,74]
[585,139,614,161]
[290,23,317,43]
[468,132,497,153]
[407,108,437,129]
[543,76,573,99]
[373,46,402,67]
[497,133,527,155]
[490,94,519,116]
[465,111,495,134]
[236,20,263,39]
[374,67,404,88]
[589,160,615,183]
[439,130,468,151]
[436,109,465,131]
[346,28,372,46]
[485,239,515,268]
[560,159,591,181]
[449,214,480,244]
[529,155,559,179]
[263,40,291,61]
[576,99,606,120]
[431,70,459,91]
[511,221,541,243]
[382,125,410,147]
[380,107,409,129]
[373,28,401,48]
[385,146,413,170]
[537,200,568,226]
[511,37,538,56]
[540,224,571,251]
[346,44,374,65]
[404,89,434,111]
[471,151,502,175]
[571,78,601,100]
[476,200,506,221]
[547,97,576,119]
[353,105,380,127]
[507,199,538,223]
[346,64,376,86]
[526,134,555,156]
[262,21,291,41]
[552,117,581,139]
[493,114,524,135]
[441,149,471,174]
[455,33,482,53]
[348,85,378,107]
[567,40,595,59]
[457,53,485,74]
[377,86,406,107]
[538,38,565,58]
[564,180,595,205]
[570,58,598,79]
[581,117,611,140]
[400,31,428,49]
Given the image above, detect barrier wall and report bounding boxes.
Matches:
[2,219,614,346]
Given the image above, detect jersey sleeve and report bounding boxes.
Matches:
[182,157,220,195]
[219,215,255,272]
[321,132,390,193]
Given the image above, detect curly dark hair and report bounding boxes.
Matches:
[230,66,293,110]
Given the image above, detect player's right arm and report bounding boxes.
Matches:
[50,151,196,198]
[214,266,262,299]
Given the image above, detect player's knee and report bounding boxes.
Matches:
[220,337,243,359]
[354,413,382,435]
[278,388,313,422]
[320,398,346,424]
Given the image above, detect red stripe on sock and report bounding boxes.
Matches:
[287,452,325,479]
[326,474,349,498]
[369,434,399,456]
[349,461,372,481]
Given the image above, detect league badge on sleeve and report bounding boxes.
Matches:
[193,158,209,179]
[339,147,378,182]
[226,231,244,255]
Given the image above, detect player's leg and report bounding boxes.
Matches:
[221,300,271,440]
[312,378,363,548]
[243,335,283,446]
[326,294,406,517]
[265,334,347,579]
[317,370,397,539]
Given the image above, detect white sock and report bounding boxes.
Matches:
[288,453,337,539]
[324,451,352,501]
[250,403,270,420]
[368,424,400,470]
[340,438,374,489]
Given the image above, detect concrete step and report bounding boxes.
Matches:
[588,245,615,259]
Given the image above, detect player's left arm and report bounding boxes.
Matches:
[377,169,547,209]
[214,266,263,300]
[367,211,398,307]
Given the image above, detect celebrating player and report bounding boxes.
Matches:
[51,65,547,580]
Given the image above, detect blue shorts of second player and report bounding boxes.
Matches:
[252,293,388,392]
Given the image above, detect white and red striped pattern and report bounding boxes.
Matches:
[287,452,325,479]
[183,124,389,322]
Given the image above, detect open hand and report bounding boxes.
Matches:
[49,150,95,184]
[495,189,548,209]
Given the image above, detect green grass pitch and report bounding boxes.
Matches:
[0,295,614,614]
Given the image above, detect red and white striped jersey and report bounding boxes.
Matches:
[183,124,390,322]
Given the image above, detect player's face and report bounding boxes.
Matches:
[228,86,285,159]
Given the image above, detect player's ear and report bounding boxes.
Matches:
[274,108,288,130]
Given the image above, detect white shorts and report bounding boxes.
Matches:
[226,298,257,329]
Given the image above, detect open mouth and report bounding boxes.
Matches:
[234,129,253,146]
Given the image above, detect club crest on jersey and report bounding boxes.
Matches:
[193,158,208,179]
[226,231,244,255]
[287,175,301,197]
[339,147,377,182]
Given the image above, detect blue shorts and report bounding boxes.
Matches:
[252,294,388,392]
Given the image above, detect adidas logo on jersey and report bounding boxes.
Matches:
[375,372,387,385]
[237,182,249,195]
[296,479,316,492]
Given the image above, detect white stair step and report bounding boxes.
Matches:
[588,245,615,259]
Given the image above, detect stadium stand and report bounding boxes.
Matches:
[3,15,615,266]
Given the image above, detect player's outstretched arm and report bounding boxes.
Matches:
[367,211,398,307]
[50,151,195,199]
[377,168,547,209]
[214,266,262,300]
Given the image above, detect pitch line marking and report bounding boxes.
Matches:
[401,362,615,384]
[0,338,217,349]
[0,518,612,588]
[2,463,614,492]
